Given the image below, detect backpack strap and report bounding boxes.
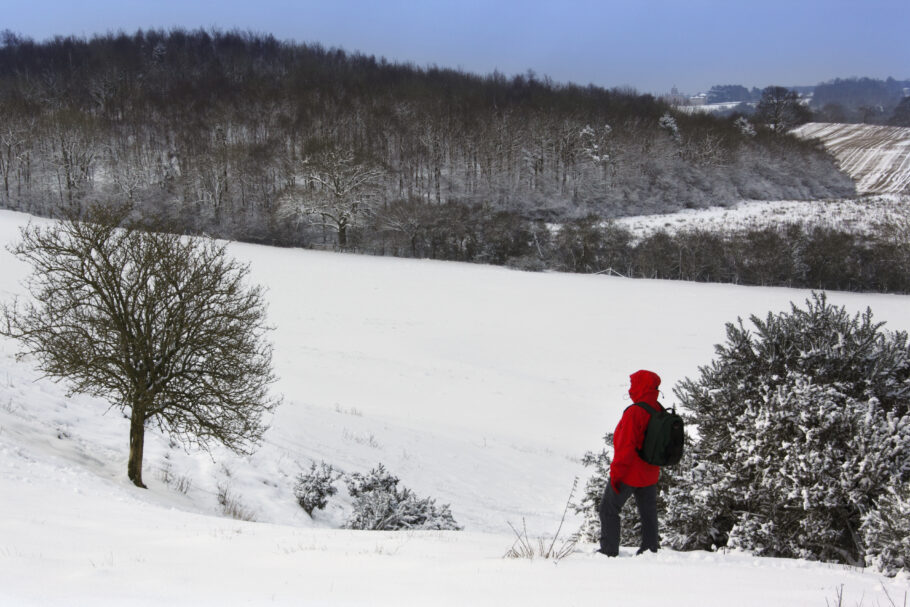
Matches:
[633,402,659,416]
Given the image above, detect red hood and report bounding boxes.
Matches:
[629,370,661,406]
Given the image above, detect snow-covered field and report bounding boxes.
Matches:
[674,101,748,114]
[793,122,910,194]
[1,208,909,605]
[617,194,910,238]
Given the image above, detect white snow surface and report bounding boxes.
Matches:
[793,122,910,195]
[617,194,910,239]
[674,101,747,114]
[1,209,908,606]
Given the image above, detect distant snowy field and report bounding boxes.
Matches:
[1,209,909,605]
[674,101,747,114]
[617,194,910,238]
[618,117,910,238]
[793,123,910,194]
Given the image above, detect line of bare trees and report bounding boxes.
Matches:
[549,218,910,293]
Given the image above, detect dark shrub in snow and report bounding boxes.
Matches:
[663,294,910,570]
[344,464,461,531]
[294,461,342,516]
[345,463,400,499]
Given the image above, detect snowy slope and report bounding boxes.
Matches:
[793,122,910,194]
[1,209,908,605]
[617,194,910,239]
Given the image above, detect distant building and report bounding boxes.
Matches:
[689,93,707,106]
[664,86,689,106]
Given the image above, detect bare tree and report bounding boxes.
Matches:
[53,117,99,204]
[754,86,812,133]
[374,197,434,257]
[1,203,279,488]
[0,116,36,206]
[291,148,383,248]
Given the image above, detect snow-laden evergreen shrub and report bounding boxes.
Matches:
[734,117,756,137]
[294,461,342,516]
[664,293,910,570]
[722,377,905,562]
[861,482,910,576]
[659,113,681,143]
[344,464,461,531]
[345,463,400,499]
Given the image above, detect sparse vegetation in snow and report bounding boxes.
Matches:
[343,464,461,531]
[294,461,342,516]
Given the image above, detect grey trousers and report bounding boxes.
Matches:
[598,482,659,556]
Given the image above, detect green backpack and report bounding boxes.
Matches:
[633,402,685,466]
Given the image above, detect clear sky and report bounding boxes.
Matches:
[2,0,908,95]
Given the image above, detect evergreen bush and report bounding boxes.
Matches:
[663,294,910,570]
[344,464,461,531]
[294,461,342,516]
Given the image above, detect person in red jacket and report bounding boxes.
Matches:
[599,369,663,556]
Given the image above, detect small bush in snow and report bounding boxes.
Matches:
[294,461,342,516]
[344,464,461,531]
[734,116,756,137]
[663,293,910,570]
[659,113,681,143]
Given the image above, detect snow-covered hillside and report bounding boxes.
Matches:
[793,122,910,194]
[616,121,910,239]
[1,209,908,605]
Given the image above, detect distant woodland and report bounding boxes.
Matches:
[0,30,853,234]
[811,77,910,125]
[7,30,905,293]
[703,78,910,126]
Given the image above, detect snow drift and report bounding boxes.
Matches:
[1,209,908,605]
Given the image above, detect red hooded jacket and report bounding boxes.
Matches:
[609,370,663,492]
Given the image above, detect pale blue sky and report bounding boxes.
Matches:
[2,0,907,94]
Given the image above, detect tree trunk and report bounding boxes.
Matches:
[338,224,347,248]
[127,407,147,488]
